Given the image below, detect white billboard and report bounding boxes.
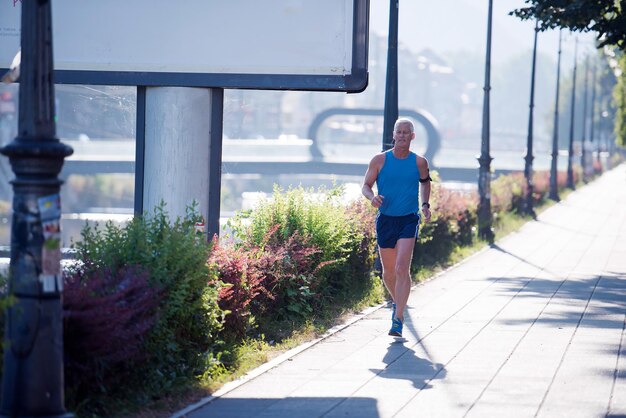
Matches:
[0,0,369,91]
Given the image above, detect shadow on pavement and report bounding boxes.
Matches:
[485,273,626,326]
[187,396,380,418]
[369,338,446,391]
[485,246,626,327]
[491,243,557,277]
[535,218,599,238]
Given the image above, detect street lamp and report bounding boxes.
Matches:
[589,61,599,172]
[566,38,578,189]
[580,55,589,182]
[524,20,539,217]
[0,1,73,417]
[549,30,562,201]
[477,0,494,242]
[382,0,399,151]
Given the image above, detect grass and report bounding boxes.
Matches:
[123,276,386,417]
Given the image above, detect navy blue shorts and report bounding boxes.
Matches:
[376,213,421,249]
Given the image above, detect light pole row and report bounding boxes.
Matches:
[523,19,539,217]
[482,15,607,235]
[549,30,563,201]
[382,1,609,243]
[566,39,579,189]
[477,0,495,242]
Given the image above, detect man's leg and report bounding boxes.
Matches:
[392,237,416,321]
[379,247,397,301]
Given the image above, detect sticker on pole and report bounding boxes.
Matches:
[37,194,63,293]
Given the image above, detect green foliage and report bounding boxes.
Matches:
[491,172,526,214]
[210,239,279,340]
[253,231,326,322]
[230,185,352,261]
[69,202,224,401]
[512,1,626,49]
[414,185,478,268]
[228,185,375,302]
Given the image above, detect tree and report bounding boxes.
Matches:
[512,1,626,50]
[514,2,626,147]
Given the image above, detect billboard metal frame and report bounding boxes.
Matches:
[1,0,369,92]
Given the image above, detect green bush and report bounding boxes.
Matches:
[228,185,375,304]
[211,229,329,341]
[491,172,526,214]
[414,184,478,267]
[230,185,352,261]
[342,198,380,302]
[69,203,224,400]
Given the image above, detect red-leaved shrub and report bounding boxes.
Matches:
[209,242,275,339]
[211,227,331,339]
[63,265,162,395]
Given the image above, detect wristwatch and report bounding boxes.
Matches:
[422,202,430,209]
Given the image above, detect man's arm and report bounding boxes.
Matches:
[417,156,432,222]
[362,154,384,208]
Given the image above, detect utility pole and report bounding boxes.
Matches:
[381,0,399,151]
[0,1,74,417]
[589,61,599,172]
[524,20,539,216]
[477,0,494,242]
[566,38,578,189]
[580,55,589,182]
[549,30,562,201]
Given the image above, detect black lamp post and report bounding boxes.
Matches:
[382,0,399,151]
[566,38,578,189]
[477,0,494,242]
[0,1,73,417]
[549,30,562,201]
[524,20,539,216]
[589,62,599,172]
[580,55,589,182]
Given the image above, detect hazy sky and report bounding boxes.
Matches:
[369,0,598,68]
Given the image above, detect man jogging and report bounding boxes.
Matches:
[361,118,432,337]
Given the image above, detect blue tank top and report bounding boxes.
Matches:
[377,151,420,216]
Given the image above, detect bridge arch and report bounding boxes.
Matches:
[307,108,441,164]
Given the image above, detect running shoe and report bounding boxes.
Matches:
[388,317,403,337]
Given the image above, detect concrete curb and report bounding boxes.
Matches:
[171,303,383,418]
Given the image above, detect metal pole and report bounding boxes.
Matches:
[549,30,562,201]
[207,88,224,240]
[381,0,399,151]
[589,61,599,172]
[580,55,589,182]
[566,38,578,189]
[524,20,539,216]
[0,1,73,417]
[477,0,494,242]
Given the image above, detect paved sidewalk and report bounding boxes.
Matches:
[178,164,626,418]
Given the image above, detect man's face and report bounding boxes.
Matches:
[393,123,414,147]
